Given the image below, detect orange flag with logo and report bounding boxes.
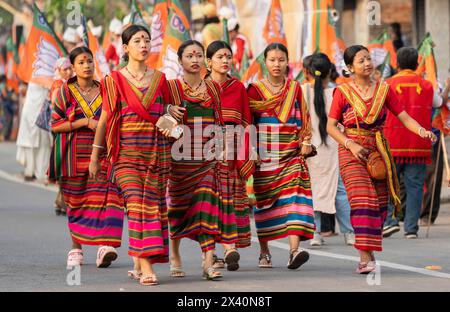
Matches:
[303,0,346,78]
[16,3,67,88]
[5,36,20,93]
[147,0,169,68]
[155,0,191,79]
[80,15,111,79]
[263,0,287,46]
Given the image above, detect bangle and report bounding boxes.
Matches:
[166,104,172,115]
[68,122,72,132]
[92,144,105,150]
[418,127,426,138]
[344,139,354,150]
[302,142,312,146]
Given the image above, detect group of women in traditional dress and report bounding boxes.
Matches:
[50,24,436,286]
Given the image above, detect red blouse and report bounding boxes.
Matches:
[329,85,404,123]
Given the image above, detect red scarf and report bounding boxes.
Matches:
[102,70,164,163]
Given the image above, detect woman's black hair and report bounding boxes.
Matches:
[264,42,289,60]
[342,45,369,77]
[329,63,339,82]
[311,53,332,146]
[177,40,204,59]
[206,40,232,59]
[69,46,93,65]
[121,25,151,63]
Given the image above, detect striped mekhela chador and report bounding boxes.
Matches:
[247,79,315,242]
[167,79,238,252]
[329,81,403,252]
[101,70,171,262]
[212,76,255,248]
[51,76,124,247]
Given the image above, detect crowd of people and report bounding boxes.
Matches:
[1,5,449,287]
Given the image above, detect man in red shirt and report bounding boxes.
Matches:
[105,18,123,70]
[383,47,447,239]
[228,18,253,72]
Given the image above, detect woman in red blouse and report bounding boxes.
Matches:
[327,45,436,274]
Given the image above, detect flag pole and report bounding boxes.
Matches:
[426,133,445,238]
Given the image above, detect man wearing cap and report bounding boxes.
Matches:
[228,18,253,72]
[62,27,78,53]
[105,18,124,70]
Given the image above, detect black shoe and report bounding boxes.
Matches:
[382,225,400,238]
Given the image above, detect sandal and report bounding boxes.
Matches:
[96,246,118,268]
[127,269,142,280]
[67,249,84,267]
[356,261,376,274]
[170,265,186,278]
[212,254,225,269]
[140,274,159,286]
[258,253,272,268]
[287,249,309,270]
[224,248,240,271]
[203,267,223,281]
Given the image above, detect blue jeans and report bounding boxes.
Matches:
[314,175,353,234]
[384,163,427,234]
[335,175,353,234]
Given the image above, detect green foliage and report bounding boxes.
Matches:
[44,0,130,29]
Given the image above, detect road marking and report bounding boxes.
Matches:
[1,166,449,280]
[252,238,450,279]
[0,170,57,193]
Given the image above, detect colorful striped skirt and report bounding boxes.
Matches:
[168,160,238,253]
[253,156,315,242]
[233,170,251,248]
[61,158,124,247]
[113,157,169,263]
[339,134,388,252]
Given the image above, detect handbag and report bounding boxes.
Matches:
[35,98,52,131]
[366,151,387,180]
[353,110,387,180]
[156,113,184,139]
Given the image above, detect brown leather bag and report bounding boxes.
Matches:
[352,110,387,180]
[366,151,387,180]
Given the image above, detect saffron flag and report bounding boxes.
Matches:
[368,30,397,78]
[241,52,268,87]
[147,0,169,68]
[303,0,346,77]
[129,0,150,30]
[262,0,287,46]
[241,0,286,86]
[80,15,111,79]
[16,3,67,88]
[156,0,191,79]
[5,36,20,93]
[418,33,446,133]
[0,53,5,76]
[417,33,438,90]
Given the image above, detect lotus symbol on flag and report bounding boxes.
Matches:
[162,46,183,80]
[370,48,388,68]
[150,11,164,54]
[171,15,186,34]
[32,37,60,78]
